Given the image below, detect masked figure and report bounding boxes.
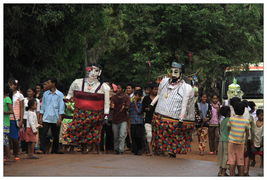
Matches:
[64,64,110,153]
[151,62,194,157]
[227,78,244,99]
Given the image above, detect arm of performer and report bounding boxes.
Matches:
[179,84,193,121]
[103,83,111,119]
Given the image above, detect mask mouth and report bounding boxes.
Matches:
[171,77,179,82]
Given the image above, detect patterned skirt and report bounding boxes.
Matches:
[152,114,194,154]
[64,108,104,144]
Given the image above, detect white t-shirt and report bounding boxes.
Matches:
[23,98,40,119]
[254,121,263,147]
[27,111,39,133]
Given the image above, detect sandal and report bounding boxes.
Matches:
[14,157,20,160]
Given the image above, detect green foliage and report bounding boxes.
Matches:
[4,4,263,94]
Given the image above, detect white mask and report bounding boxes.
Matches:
[86,66,102,81]
[171,68,181,79]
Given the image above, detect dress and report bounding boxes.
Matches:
[64,79,106,144]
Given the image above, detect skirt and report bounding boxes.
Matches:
[59,117,73,145]
[64,108,104,144]
[152,114,194,154]
[25,128,37,143]
[8,120,19,139]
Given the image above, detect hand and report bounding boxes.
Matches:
[119,105,125,112]
[56,119,62,126]
[33,131,38,135]
[18,119,23,128]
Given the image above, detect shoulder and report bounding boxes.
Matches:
[4,97,12,103]
[101,82,111,91]
[160,77,169,85]
[55,90,64,97]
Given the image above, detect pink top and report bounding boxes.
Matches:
[209,103,220,125]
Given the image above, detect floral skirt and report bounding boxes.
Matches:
[152,114,194,154]
[64,108,104,144]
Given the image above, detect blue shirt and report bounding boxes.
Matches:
[40,89,65,123]
[129,101,144,124]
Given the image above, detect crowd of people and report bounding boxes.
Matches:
[3,69,264,176]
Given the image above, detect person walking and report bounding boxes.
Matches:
[195,93,211,156]
[111,84,130,154]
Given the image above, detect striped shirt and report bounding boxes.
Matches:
[227,116,250,144]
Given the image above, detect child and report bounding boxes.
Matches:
[4,85,13,162]
[251,109,263,168]
[25,99,42,159]
[227,102,250,176]
[217,106,230,176]
[209,94,220,155]
[129,90,144,155]
[8,78,24,160]
[195,93,211,156]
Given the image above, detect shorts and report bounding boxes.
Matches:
[227,142,245,166]
[144,123,152,143]
[217,141,229,169]
[25,128,37,143]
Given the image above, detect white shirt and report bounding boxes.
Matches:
[155,77,193,120]
[27,111,39,133]
[10,91,24,120]
[66,78,110,114]
[23,98,40,119]
[254,121,263,147]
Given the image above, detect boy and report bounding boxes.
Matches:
[129,90,144,155]
[227,102,250,176]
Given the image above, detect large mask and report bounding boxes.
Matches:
[227,78,244,99]
[86,66,102,81]
[170,62,183,81]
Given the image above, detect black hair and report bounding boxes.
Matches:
[230,97,241,107]
[87,63,103,70]
[134,89,143,97]
[220,106,231,118]
[233,102,245,116]
[126,84,135,89]
[4,84,11,95]
[242,99,249,107]
[26,99,36,111]
[8,78,18,86]
[36,83,43,89]
[150,83,158,89]
[248,101,256,110]
[27,87,36,95]
[47,77,57,86]
[198,92,208,102]
[256,109,263,116]
[211,94,218,99]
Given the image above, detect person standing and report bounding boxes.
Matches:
[35,84,43,101]
[8,78,24,160]
[4,85,13,162]
[25,99,42,159]
[142,83,158,156]
[195,93,211,156]
[227,102,250,176]
[208,94,220,155]
[40,78,65,154]
[129,90,144,155]
[111,84,130,154]
[217,106,231,176]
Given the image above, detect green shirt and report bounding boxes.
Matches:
[219,117,230,142]
[4,96,12,127]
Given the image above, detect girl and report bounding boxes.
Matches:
[23,88,41,152]
[195,93,211,156]
[25,99,42,159]
[8,78,24,160]
[208,94,220,155]
[4,85,13,162]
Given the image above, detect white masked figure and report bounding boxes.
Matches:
[64,64,110,153]
[151,62,194,157]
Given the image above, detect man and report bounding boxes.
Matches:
[151,61,195,157]
[65,64,110,153]
[111,84,130,154]
[40,78,65,154]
